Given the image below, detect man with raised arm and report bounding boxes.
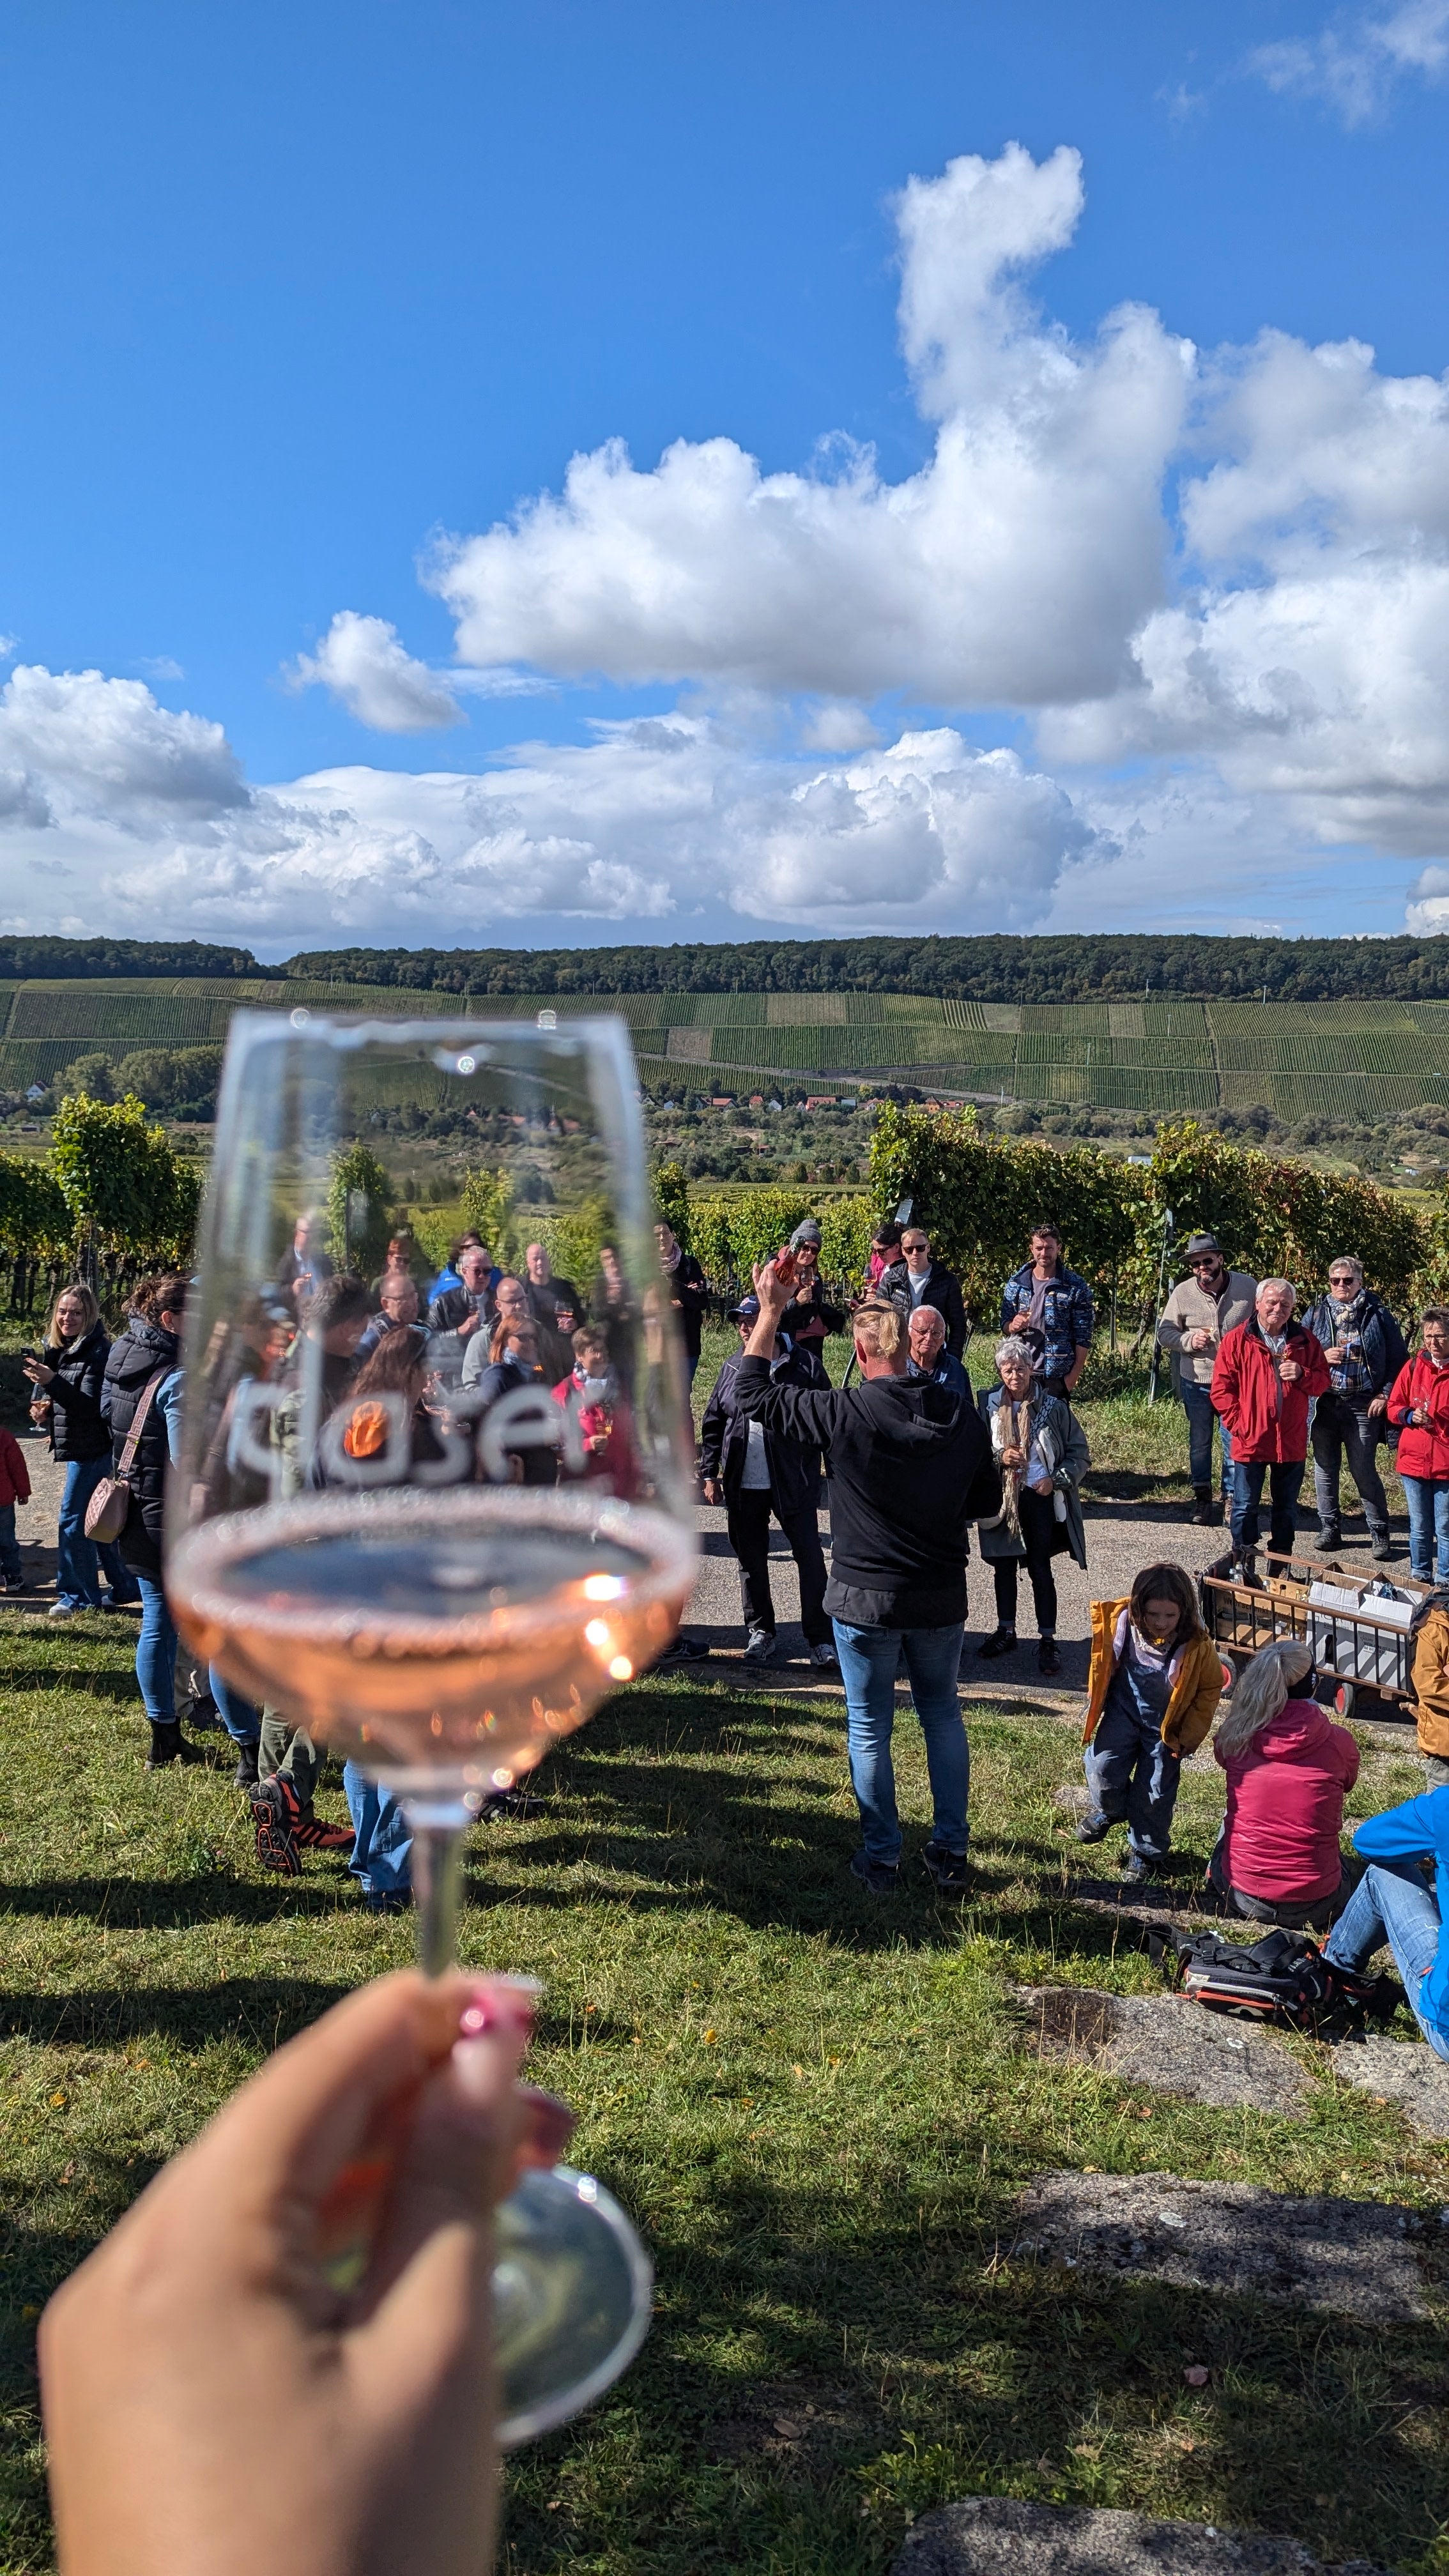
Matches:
[735,1258,1001,1897]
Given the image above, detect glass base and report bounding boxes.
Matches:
[494,2165,654,2448]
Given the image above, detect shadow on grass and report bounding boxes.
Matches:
[497,2168,1449,2575]
[0,1975,356,2050]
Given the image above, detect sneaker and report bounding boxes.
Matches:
[1038,1638,1061,1676]
[101,1591,141,1611]
[250,1778,300,1876]
[1075,1813,1112,1844]
[743,1628,781,1664]
[808,1640,838,1669]
[849,1848,900,1896]
[293,1807,355,1853]
[1369,1535,1397,1562]
[2,1579,28,1596]
[658,1634,709,1662]
[977,1629,1018,1659]
[1121,1851,1153,1885]
[921,1843,972,1894]
[47,1602,76,1621]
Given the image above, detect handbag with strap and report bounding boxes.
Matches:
[84,1368,169,1544]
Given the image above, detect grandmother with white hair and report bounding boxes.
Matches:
[1209,1639,1359,1929]
[1211,1276,1331,1567]
[976,1333,1088,1678]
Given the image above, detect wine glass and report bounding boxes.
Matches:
[165,1008,698,2444]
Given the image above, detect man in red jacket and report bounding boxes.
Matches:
[1211,1278,1330,1565]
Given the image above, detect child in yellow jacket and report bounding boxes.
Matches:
[1077,1561,1224,1884]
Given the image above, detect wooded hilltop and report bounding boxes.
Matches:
[7,933,1449,1002]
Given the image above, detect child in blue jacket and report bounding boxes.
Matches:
[1322,1790,1449,2060]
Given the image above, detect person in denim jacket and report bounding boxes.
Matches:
[1000,1222,1094,1396]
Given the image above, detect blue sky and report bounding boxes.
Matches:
[2,1,1448,953]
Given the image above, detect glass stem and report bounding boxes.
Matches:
[406,1807,468,1977]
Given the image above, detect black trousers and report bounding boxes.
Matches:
[991,1489,1061,1635]
[726,1487,831,1644]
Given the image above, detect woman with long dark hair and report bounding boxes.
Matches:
[22,1284,140,1617]
[1077,1561,1223,1884]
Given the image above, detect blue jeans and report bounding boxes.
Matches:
[1230,1458,1304,1557]
[1180,1381,1232,1495]
[831,1620,968,1865]
[1402,1476,1449,1584]
[343,1764,413,1901]
[208,1664,261,1746]
[135,1572,178,1720]
[0,1504,20,1584]
[1084,1701,1183,1861]
[1323,1859,1449,2062]
[56,1455,141,1609]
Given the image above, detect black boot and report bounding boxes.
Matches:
[146,1720,204,1770]
[1189,1486,1216,1525]
[233,1739,261,1789]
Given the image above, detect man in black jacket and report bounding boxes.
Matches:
[878,1225,968,1358]
[737,1259,1001,1896]
[427,1243,495,1346]
[700,1296,834,1670]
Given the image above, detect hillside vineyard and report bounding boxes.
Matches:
[8,979,1449,1124]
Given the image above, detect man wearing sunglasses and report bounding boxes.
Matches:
[1156,1233,1257,1525]
[878,1225,967,1359]
[1303,1256,1407,1560]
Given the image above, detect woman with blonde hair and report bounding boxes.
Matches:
[1209,1638,1359,1929]
[21,1282,141,1618]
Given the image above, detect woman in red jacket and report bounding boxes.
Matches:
[1209,1638,1359,1928]
[1210,1278,1330,1566]
[1388,1307,1449,1584]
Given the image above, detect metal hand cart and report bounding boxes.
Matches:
[1199,1548,1432,1721]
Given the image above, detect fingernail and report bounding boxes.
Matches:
[457,1975,541,2041]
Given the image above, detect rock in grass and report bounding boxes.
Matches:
[1016,1985,1310,2118]
[1323,2029,1449,2140]
[1013,2172,1432,2320]
[892,2497,1388,2573]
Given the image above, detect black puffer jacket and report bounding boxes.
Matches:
[41,1321,112,1464]
[101,1320,181,1575]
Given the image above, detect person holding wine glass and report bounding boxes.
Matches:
[41,1968,569,2576]
[166,1005,697,2443]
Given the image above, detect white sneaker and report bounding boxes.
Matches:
[47,1602,75,1620]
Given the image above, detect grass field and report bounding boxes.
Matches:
[2,1606,1448,2573]
[8,980,1449,1124]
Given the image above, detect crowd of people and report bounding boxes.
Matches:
[19,1212,1449,2567]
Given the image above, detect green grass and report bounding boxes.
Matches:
[1,1609,1448,2573]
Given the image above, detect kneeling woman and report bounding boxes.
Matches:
[1078,1562,1223,1883]
[977,1337,1089,1678]
[1209,1639,1358,1929]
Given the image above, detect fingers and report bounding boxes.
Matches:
[353,1982,537,2314]
[160,1972,488,2246]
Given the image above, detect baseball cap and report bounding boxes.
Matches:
[727,1295,762,1324]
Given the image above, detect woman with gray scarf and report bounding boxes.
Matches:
[976,1334,1089,1675]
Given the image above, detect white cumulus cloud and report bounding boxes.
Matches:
[427,144,1192,710]
[0,664,246,827]
[288,611,464,733]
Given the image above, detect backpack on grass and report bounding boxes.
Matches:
[1150,1926,1400,2031]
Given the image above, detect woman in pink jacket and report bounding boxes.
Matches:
[1387,1305,1449,1584]
[1209,1639,1359,1929]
